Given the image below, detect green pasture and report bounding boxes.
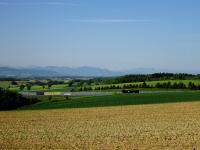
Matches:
[20,91,200,110]
[0,81,11,88]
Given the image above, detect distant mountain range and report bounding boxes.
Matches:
[0,66,157,77]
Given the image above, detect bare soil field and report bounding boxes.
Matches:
[1,102,200,149]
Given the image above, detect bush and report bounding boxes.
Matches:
[48,96,52,101]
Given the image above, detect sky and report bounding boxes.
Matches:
[0,0,200,71]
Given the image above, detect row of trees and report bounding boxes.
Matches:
[87,73,200,85]
[122,73,200,83]
[79,82,200,91]
[0,88,40,110]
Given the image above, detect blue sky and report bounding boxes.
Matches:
[0,0,200,71]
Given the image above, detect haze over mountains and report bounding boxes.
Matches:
[0,66,199,77]
[0,66,156,77]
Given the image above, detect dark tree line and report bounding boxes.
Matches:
[0,88,40,110]
[86,73,200,85]
[79,81,200,91]
[108,73,200,84]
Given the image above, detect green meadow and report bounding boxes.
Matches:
[0,81,70,92]
[2,79,200,111]
[20,91,200,110]
[0,81,11,88]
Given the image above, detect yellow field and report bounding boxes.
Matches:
[1,102,200,149]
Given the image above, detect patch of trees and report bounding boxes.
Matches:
[18,83,33,91]
[0,88,40,110]
[46,80,64,85]
[11,81,18,85]
[19,84,26,91]
[16,80,67,91]
[188,82,200,90]
[68,80,74,87]
[154,82,187,89]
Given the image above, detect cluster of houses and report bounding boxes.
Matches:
[19,89,140,97]
[19,91,114,97]
[19,91,71,96]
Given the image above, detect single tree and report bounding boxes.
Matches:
[19,85,25,91]
[48,96,52,101]
[26,84,32,91]
[68,80,74,87]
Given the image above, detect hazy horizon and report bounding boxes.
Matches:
[0,0,200,71]
[1,65,200,74]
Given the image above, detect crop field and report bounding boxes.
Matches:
[1,102,200,149]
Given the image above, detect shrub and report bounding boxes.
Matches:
[0,88,40,110]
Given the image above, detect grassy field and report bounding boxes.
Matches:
[0,81,71,92]
[20,91,200,110]
[1,102,200,149]
[0,81,11,88]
